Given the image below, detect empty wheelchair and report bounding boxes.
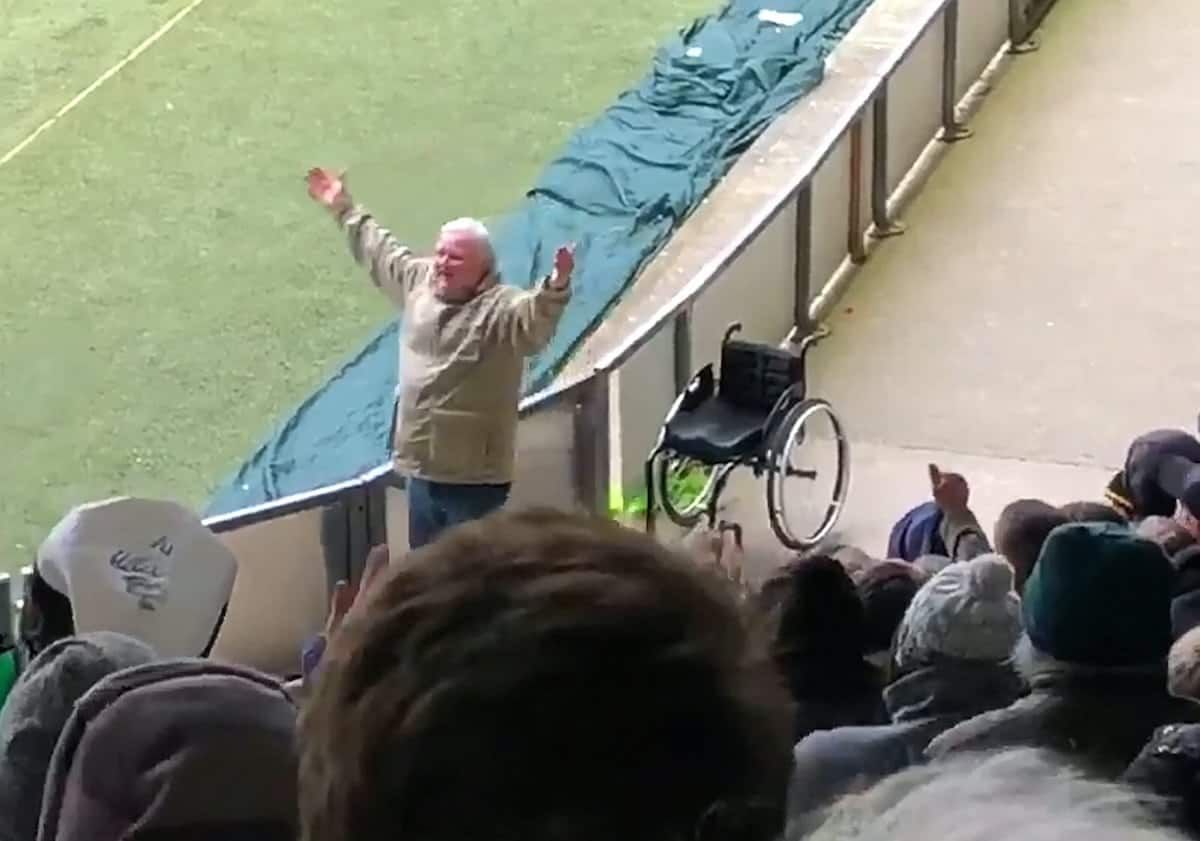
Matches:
[645,323,849,550]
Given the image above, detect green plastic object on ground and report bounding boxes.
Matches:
[207,0,874,516]
[0,649,17,712]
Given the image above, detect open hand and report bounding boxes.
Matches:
[550,243,576,289]
[929,464,970,515]
[324,543,390,639]
[306,167,352,214]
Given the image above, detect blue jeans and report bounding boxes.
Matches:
[407,478,511,549]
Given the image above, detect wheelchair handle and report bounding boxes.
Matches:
[788,323,831,359]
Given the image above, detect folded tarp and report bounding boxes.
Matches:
[207,0,874,515]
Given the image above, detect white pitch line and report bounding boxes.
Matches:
[0,0,209,170]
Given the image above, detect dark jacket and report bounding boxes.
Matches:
[788,660,1023,824]
[926,668,1200,779]
[37,659,298,841]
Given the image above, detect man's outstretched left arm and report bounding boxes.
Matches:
[490,244,574,356]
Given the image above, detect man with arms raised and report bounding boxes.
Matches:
[307,168,574,548]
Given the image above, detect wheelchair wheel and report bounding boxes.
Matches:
[655,455,723,529]
[766,398,849,550]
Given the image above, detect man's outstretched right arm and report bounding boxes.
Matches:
[337,206,418,309]
[307,167,418,310]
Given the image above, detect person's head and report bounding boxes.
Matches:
[1058,500,1127,526]
[1169,626,1200,702]
[766,555,869,668]
[856,561,925,658]
[892,555,1022,676]
[37,660,298,841]
[1019,523,1172,673]
[17,565,75,667]
[1177,505,1200,543]
[826,543,876,585]
[993,499,1069,591]
[300,509,793,841]
[0,632,156,841]
[799,748,1183,841]
[31,497,237,659]
[434,217,495,301]
[1124,723,1200,838]
[1138,515,1197,559]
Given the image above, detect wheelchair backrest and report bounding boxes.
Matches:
[718,339,803,411]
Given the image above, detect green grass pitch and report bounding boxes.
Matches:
[0,0,715,572]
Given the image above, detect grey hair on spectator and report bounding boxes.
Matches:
[1137,515,1196,560]
[1169,626,1200,702]
[793,748,1178,841]
[440,217,495,266]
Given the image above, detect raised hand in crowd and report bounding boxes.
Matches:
[929,463,992,560]
[299,544,391,688]
[930,463,970,515]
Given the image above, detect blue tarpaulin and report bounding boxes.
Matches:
[207,0,874,515]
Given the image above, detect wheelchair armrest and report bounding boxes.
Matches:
[676,364,715,414]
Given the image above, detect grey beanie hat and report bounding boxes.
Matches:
[894,554,1023,672]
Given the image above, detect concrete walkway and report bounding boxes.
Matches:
[723,0,1200,578]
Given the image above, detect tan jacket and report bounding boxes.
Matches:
[338,206,569,484]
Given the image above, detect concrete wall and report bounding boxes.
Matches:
[210,505,340,675]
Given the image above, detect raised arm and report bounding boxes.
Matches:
[307,167,421,309]
[488,244,574,355]
[930,464,993,561]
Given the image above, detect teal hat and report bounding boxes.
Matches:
[1023,522,1172,667]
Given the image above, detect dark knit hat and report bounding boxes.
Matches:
[769,555,868,660]
[857,561,925,655]
[1023,523,1173,667]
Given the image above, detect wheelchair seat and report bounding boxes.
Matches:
[661,331,803,465]
[663,400,768,464]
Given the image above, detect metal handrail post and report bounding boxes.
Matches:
[940,0,973,142]
[848,118,867,264]
[794,184,815,334]
[869,84,906,238]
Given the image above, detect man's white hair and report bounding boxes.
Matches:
[439,217,495,268]
[796,748,1179,841]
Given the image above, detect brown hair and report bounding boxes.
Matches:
[1058,500,1127,526]
[993,500,1069,591]
[299,509,792,841]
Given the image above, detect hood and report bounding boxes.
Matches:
[36,497,237,658]
[0,633,156,841]
[37,659,297,841]
[884,659,1024,723]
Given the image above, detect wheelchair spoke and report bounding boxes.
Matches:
[766,399,850,550]
[655,455,722,529]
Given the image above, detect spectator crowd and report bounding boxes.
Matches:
[5,427,1200,840]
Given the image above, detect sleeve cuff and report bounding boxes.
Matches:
[539,275,572,300]
[336,203,366,228]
